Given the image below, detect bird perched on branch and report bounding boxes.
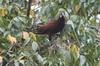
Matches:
[34,13,65,41]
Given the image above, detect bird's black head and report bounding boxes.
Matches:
[59,13,65,22]
[60,13,65,18]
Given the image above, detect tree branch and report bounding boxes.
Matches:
[27,0,32,17]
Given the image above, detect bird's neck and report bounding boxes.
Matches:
[58,17,65,24]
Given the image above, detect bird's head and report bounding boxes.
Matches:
[60,13,65,18]
[59,13,65,22]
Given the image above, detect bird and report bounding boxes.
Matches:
[34,13,65,41]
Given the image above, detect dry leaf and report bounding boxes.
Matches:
[62,36,67,40]
[0,4,8,17]
[23,32,29,40]
[0,56,3,63]
[17,56,25,61]
[0,48,2,53]
[6,34,17,44]
[33,0,38,4]
[30,9,34,16]
[75,5,80,14]
[71,45,80,53]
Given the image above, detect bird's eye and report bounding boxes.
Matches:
[60,15,62,18]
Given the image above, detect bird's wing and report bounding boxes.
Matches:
[37,25,49,34]
[35,20,58,34]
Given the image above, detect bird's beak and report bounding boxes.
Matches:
[60,13,65,18]
[61,13,65,16]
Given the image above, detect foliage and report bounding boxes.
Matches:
[0,0,100,66]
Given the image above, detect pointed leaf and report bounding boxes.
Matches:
[79,55,86,66]
[32,41,38,51]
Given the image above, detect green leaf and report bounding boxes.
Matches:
[0,0,3,4]
[36,53,43,63]
[14,60,19,66]
[0,28,5,32]
[72,52,80,61]
[19,60,24,65]
[3,31,10,37]
[18,17,26,23]
[32,41,38,51]
[67,20,75,29]
[8,5,13,11]
[79,55,86,66]
[8,23,12,29]
[70,15,78,22]
[24,38,31,45]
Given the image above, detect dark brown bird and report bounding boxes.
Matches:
[34,13,65,41]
